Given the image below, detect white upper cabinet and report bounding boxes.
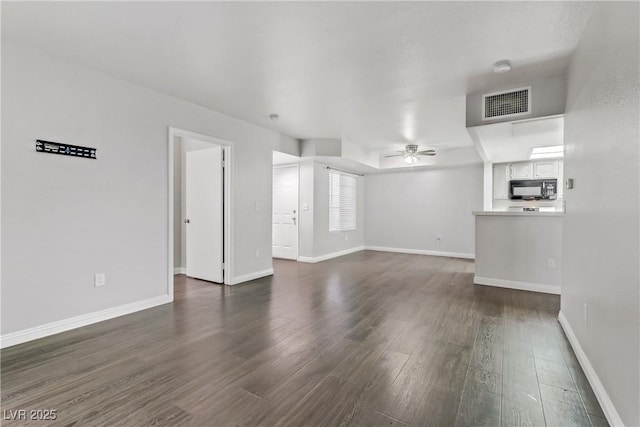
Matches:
[493,164,509,199]
[508,160,560,180]
[510,162,533,179]
[533,161,559,178]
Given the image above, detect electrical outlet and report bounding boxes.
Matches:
[256,249,261,258]
[547,258,556,268]
[94,273,106,287]
[255,201,260,211]
[584,303,589,324]
[344,234,349,240]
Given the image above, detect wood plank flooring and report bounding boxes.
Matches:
[1,251,608,426]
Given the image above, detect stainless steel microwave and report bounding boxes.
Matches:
[509,179,557,200]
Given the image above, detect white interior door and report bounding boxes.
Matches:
[272,165,299,260]
[186,146,223,283]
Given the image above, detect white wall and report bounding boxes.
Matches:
[297,161,365,259]
[300,138,342,157]
[474,214,562,293]
[298,161,315,258]
[364,165,483,257]
[1,41,298,336]
[562,2,639,425]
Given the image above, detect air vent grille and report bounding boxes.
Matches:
[483,87,531,120]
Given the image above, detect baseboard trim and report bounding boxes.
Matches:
[474,276,561,295]
[558,311,624,427]
[364,246,475,260]
[231,268,274,285]
[0,294,173,349]
[297,246,365,263]
[173,267,186,275]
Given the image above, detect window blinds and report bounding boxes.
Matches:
[329,170,357,232]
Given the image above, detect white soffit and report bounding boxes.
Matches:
[273,151,300,166]
[469,116,564,163]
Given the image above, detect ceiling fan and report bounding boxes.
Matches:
[385,144,436,164]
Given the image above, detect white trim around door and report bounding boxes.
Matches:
[168,127,235,298]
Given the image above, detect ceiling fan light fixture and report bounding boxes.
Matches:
[404,154,419,164]
[384,144,434,162]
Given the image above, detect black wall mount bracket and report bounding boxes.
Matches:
[36,140,97,159]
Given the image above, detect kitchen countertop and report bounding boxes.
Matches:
[473,211,564,217]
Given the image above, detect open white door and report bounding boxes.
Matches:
[186,146,223,283]
[272,165,299,260]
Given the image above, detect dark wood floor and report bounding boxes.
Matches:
[2,252,607,426]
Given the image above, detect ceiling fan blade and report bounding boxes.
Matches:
[384,154,404,158]
[417,150,436,156]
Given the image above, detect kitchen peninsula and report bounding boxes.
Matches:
[473,211,563,294]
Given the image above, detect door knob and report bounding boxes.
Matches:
[184,219,190,224]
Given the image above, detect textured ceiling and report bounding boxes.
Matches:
[2,2,593,155]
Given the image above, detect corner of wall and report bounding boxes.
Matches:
[558,311,625,427]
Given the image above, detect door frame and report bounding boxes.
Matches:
[168,127,234,299]
[272,163,300,260]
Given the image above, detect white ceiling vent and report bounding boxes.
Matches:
[482,86,531,121]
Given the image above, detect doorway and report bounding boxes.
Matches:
[272,164,299,260]
[168,128,234,298]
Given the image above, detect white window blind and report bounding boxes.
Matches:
[329,170,357,232]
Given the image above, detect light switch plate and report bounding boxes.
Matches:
[94,273,106,287]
